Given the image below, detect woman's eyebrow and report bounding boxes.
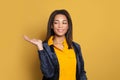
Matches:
[54,20,59,21]
[54,20,67,21]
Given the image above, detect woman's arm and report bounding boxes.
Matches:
[38,49,54,78]
[73,42,87,80]
[78,45,87,80]
[24,35,55,78]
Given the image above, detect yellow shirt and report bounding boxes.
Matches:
[48,36,76,80]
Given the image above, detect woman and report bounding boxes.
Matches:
[24,9,87,80]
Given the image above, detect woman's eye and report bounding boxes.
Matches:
[63,22,67,24]
[53,22,58,24]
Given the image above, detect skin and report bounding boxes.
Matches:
[24,14,68,50]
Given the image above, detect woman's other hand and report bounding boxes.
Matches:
[23,35,43,50]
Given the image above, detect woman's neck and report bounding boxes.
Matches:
[53,35,65,44]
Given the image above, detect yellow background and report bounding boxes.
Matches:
[0,0,120,80]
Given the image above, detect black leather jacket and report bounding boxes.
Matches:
[38,41,87,80]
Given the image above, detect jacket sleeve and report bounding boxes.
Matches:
[77,44,87,80]
[38,49,54,78]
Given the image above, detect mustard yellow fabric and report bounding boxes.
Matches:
[48,36,76,80]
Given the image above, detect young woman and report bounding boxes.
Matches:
[24,9,87,80]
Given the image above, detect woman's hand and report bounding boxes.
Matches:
[23,35,43,50]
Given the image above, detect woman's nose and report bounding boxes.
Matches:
[58,23,63,28]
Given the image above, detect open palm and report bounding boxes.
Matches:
[23,35,43,50]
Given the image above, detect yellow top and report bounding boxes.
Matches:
[48,36,76,80]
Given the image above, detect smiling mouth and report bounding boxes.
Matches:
[57,29,64,32]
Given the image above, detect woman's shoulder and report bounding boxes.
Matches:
[42,40,47,44]
[72,41,82,50]
[41,41,49,48]
[72,41,80,47]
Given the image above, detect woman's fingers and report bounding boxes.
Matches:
[23,35,35,44]
[23,35,42,45]
[23,35,31,42]
[23,35,43,50]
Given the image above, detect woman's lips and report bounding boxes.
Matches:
[57,29,64,32]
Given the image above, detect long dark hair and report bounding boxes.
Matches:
[45,9,73,49]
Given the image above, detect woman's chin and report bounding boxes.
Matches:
[54,34,65,37]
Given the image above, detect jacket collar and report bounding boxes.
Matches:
[48,36,68,49]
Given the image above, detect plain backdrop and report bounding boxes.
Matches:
[0,0,120,80]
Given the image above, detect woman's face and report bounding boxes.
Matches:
[52,14,68,37]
